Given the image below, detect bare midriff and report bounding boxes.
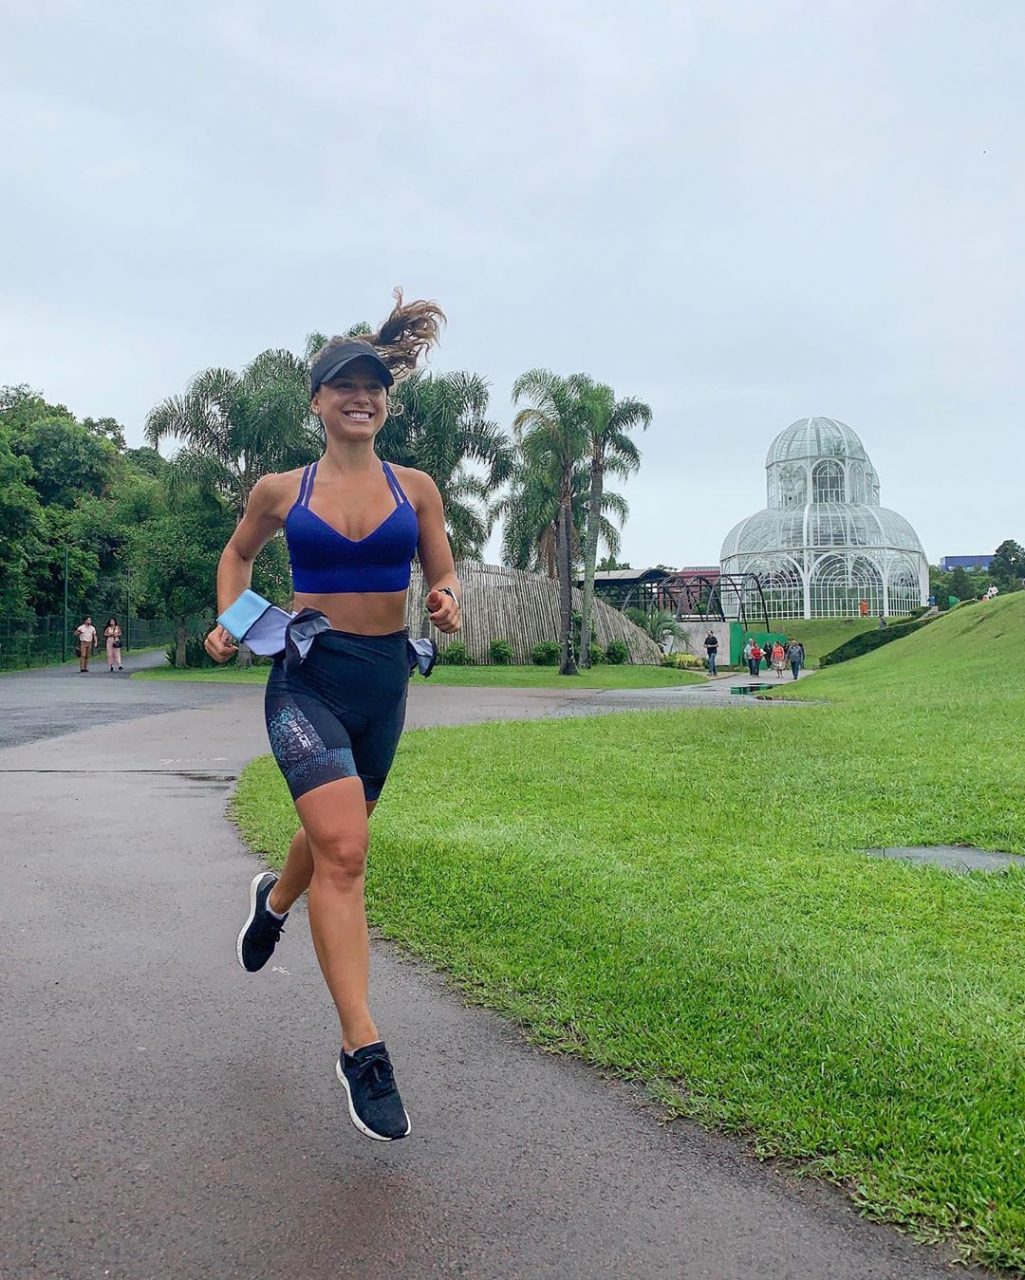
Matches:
[291,590,410,636]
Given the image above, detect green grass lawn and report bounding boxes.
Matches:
[135,662,705,689]
[232,593,1025,1270]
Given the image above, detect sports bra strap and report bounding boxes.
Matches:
[296,461,318,508]
[382,462,406,506]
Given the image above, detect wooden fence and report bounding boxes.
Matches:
[405,561,662,664]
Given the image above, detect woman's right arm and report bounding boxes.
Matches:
[205,475,288,663]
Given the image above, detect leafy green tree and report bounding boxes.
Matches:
[575,378,650,668]
[598,555,631,571]
[131,490,236,666]
[145,349,319,518]
[989,540,1025,593]
[81,416,127,450]
[0,433,43,614]
[10,415,119,508]
[511,371,589,675]
[948,566,972,602]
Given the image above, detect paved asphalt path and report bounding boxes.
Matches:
[1,661,980,1280]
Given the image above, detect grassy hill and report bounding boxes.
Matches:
[792,594,1018,705]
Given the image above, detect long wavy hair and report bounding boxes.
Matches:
[311,289,446,387]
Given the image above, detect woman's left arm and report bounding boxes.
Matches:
[413,473,462,635]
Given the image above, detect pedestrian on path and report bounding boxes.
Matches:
[104,618,123,671]
[771,640,786,678]
[205,292,459,1144]
[748,641,763,677]
[786,639,805,680]
[74,616,97,672]
[703,629,719,676]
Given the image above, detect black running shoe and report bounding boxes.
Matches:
[336,1041,411,1141]
[236,871,287,972]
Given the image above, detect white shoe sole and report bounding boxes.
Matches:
[236,871,274,971]
[335,1059,411,1142]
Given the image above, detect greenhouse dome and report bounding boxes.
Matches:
[719,417,928,620]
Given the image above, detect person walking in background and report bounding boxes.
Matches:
[743,637,755,675]
[73,616,97,673]
[104,617,123,672]
[786,638,805,680]
[771,639,786,679]
[748,641,763,677]
[703,628,719,676]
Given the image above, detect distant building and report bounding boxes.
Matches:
[720,417,928,619]
[940,555,993,571]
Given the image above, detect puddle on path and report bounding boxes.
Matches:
[866,845,1025,873]
[729,683,775,695]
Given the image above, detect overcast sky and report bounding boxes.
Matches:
[2,1,1022,567]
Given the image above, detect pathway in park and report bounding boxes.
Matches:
[1,662,979,1280]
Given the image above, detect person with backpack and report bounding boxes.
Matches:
[786,639,805,680]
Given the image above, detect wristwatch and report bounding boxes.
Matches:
[438,586,460,607]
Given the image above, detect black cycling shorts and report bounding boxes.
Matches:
[264,629,408,803]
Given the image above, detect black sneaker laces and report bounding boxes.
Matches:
[255,912,285,942]
[352,1050,397,1100]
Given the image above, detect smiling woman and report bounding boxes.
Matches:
[202,290,461,1143]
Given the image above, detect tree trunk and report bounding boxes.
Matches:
[578,454,604,668]
[175,619,187,669]
[557,496,577,676]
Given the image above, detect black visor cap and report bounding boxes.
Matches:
[310,341,394,397]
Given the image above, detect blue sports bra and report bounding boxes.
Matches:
[284,460,419,594]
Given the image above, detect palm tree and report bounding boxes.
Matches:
[511,370,589,675]
[146,349,318,665]
[145,349,318,519]
[624,607,686,652]
[575,378,651,667]
[497,461,627,580]
[378,371,513,559]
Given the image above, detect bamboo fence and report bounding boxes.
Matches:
[405,561,662,664]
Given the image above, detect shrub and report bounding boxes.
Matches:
[440,641,470,666]
[660,651,703,669]
[489,638,514,665]
[531,640,561,666]
[587,643,607,665]
[819,616,937,666]
[606,640,629,665]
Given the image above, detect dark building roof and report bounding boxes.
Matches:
[586,568,669,586]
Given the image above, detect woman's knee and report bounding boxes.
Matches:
[311,833,369,885]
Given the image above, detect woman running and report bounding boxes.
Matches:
[104,617,123,671]
[204,293,461,1142]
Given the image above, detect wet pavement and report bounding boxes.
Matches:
[0,660,977,1280]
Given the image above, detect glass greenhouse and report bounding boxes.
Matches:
[719,417,928,620]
